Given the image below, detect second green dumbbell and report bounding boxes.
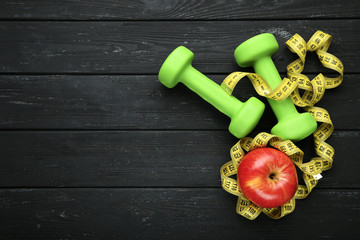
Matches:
[234,33,317,141]
[158,46,265,138]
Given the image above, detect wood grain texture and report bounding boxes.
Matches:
[0,0,358,238]
[0,0,359,20]
[0,130,357,188]
[0,188,358,239]
[0,20,356,74]
[0,74,356,130]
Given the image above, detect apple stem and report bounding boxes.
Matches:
[269,173,276,179]
[269,173,280,181]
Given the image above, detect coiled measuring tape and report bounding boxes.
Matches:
[220,30,344,220]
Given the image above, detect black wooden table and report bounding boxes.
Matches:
[0,1,359,239]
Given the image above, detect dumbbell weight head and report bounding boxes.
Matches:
[234,33,279,68]
[158,46,194,88]
[271,112,318,141]
[229,96,265,138]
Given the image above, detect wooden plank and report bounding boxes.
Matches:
[0,188,358,239]
[0,0,359,20]
[0,130,357,188]
[0,74,356,130]
[0,20,356,74]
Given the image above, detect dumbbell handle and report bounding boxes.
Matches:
[254,56,299,121]
[179,66,243,118]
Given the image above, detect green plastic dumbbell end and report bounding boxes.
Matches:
[228,96,265,138]
[158,46,194,88]
[234,33,317,141]
[271,112,318,142]
[158,46,265,138]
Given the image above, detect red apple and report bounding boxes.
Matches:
[237,147,298,208]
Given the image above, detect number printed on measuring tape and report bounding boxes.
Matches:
[221,72,297,102]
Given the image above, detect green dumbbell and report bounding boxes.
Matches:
[158,46,265,138]
[234,33,317,141]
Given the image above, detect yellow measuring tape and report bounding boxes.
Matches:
[220,30,344,220]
